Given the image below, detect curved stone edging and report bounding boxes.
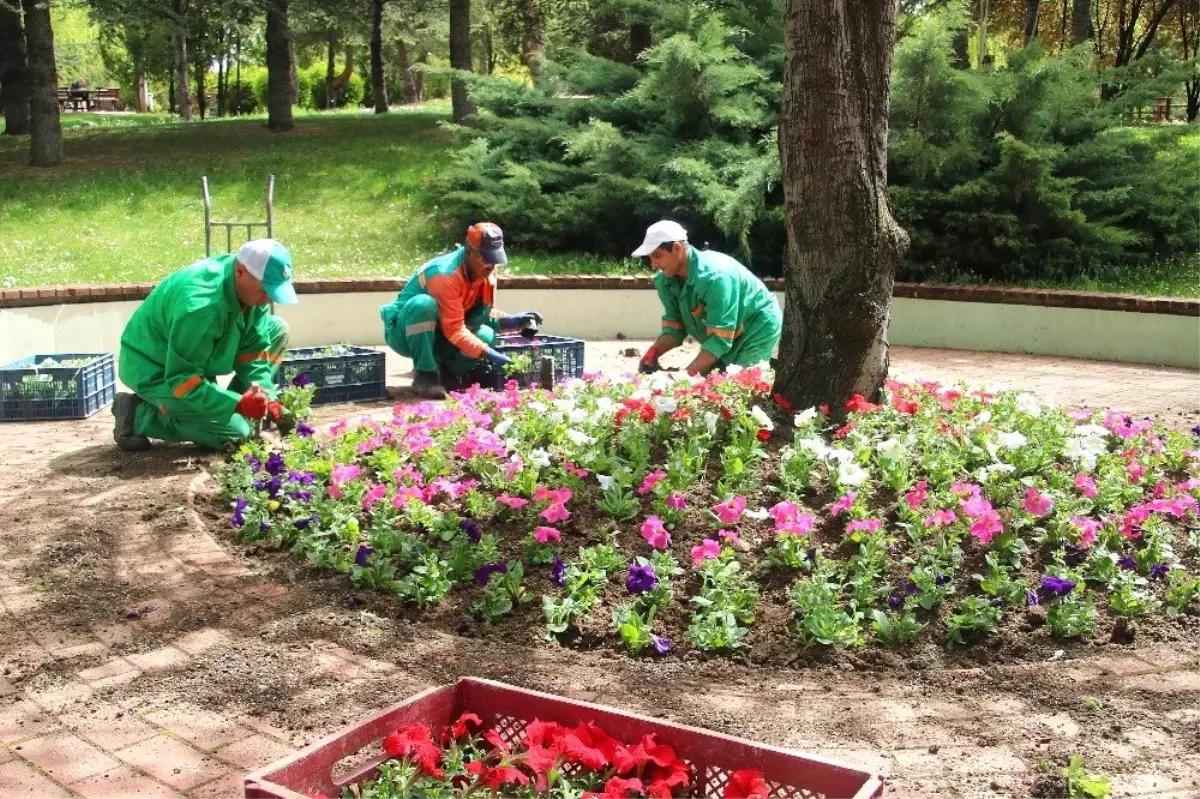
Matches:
[0,275,1196,316]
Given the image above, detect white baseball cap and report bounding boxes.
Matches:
[632,220,688,257]
[237,239,298,305]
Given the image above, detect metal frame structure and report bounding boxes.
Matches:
[202,175,275,256]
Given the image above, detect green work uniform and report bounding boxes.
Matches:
[380,247,496,378]
[118,254,289,451]
[655,246,782,367]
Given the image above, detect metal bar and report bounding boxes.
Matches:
[202,177,212,256]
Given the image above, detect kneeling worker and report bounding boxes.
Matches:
[633,220,782,376]
[380,222,542,399]
[112,239,298,451]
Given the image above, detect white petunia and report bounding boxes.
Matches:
[566,429,594,446]
[725,364,744,375]
[825,447,854,467]
[493,419,513,437]
[744,507,770,521]
[794,407,818,426]
[528,401,548,414]
[798,437,828,458]
[594,397,615,413]
[597,474,615,491]
[1015,393,1041,416]
[704,411,720,437]
[837,462,869,486]
[570,408,589,424]
[876,437,906,462]
[975,463,1017,482]
[655,396,679,416]
[529,448,551,468]
[631,389,652,401]
[995,430,1028,450]
[967,409,992,428]
[750,405,775,431]
[553,399,575,412]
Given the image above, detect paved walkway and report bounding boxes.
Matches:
[0,345,1197,799]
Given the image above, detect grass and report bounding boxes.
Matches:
[0,104,643,287]
[0,105,1194,296]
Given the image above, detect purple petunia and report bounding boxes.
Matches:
[265,452,286,476]
[355,544,374,568]
[935,573,951,587]
[294,515,317,530]
[461,519,482,543]
[1118,555,1137,571]
[244,453,262,472]
[296,421,315,438]
[288,471,315,485]
[651,634,672,655]
[1191,423,1200,438]
[1149,563,1169,581]
[288,490,312,503]
[888,595,903,609]
[292,373,312,388]
[551,555,566,586]
[1026,589,1041,606]
[1040,575,1077,599]
[231,497,249,528]
[475,561,508,586]
[626,564,658,595]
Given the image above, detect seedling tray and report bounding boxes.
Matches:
[245,677,884,799]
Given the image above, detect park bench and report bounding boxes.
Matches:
[94,88,125,112]
[56,87,89,112]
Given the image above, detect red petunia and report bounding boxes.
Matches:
[834,422,854,439]
[450,712,482,740]
[484,728,511,756]
[891,395,920,415]
[567,722,619,768]
[601,776,645,798]
[382,724,444,778]
[640,405,657,423]
[724,768,770,799]
[614,734,678,775]
[844,394,880,414]
[467,761,529,792]
[772,393,792,412]
[523,718,568,749]
[671,408,691,421]
[646,756,693,797]
[756,429,771,442]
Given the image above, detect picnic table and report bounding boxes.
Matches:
[56,87,126,112]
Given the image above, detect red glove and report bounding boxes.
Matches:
[639,346,660,375]
[235,388,268,420]
[266,401,283,421]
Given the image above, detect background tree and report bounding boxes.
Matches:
[265,0,294,129]
[22,0,62,165]
[774,0,908,409]
[449,0,475,121]
[0,0,31,135]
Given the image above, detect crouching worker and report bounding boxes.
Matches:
[633,220,782,377]
[112,239,299,452]
[380,222,542,399]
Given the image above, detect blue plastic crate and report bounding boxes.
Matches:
[0,353,116,421]
[469,334,586,390]
[274,345,387,406]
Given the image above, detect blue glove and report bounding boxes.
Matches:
[497,311,543,330]
[483,347,511,367]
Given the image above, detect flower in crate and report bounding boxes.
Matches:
[382,723,443,778]
[640,516,671,550]
[724,768,770,799]
[291,372,312,388]
[450,712,483,739]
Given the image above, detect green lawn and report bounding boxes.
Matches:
[0,104,643,287]
[0,106,1194,296]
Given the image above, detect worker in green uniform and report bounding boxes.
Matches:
[112,239,298,452]
[633,220,782,376]
[380,222,542,399]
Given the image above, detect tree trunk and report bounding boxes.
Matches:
[951,25,970,68]
[414,49,426,101]
[371,0,387,113]
[775,0,908,411]
[195,57,206,119]
[515,0,543,81]
[1071,0,1092,43]
[21,0,60,166]
[265,0,294,131]
[976,0,991,67]
[172,0,191,120]
[397,37,417,104]
[1023,0,1040,44]
[0,1,30,135]
[287,37,297,104]
[630,22,651,62]
[449,0,475,122]
[216,30,226,117]
[325,30,336,109]
[136,71,149,113]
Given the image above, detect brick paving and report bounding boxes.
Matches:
[0,345,1197,799]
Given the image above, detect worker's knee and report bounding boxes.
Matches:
[406,294,439,322]
[475,324,496,347]
[266,315,290,353]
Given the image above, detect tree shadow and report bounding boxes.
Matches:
[48,442,213,480]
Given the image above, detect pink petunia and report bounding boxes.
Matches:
[497,495,529,509]
[533,526,562,544]
[1071,516,1101,548]
[950,481,981,498]
[391,486,425,508]
[960,494,993,519]
[905,480,929,510]
[1022,488,1054,518]
[362,484,387,511]
[718,529,742,545]
[830,492,856,517]
[329,420,348,436]
[970,509,1003,544]
[540,503,571,524]
[691,538,722,568]
[923,509,958,528]
[534,486,573,505]
[769,501,801,526]
[504,458,524,482]
[640,516,671,550]
[776,513,816,536]
[1127,462,1145,484]
[638,470,667,496]
[712,495,747,525]
[846,518,882,535]
[565,462,590,478]
[666,492,688,511]
[1068,407,1093,421]
[1074,473,1098,498]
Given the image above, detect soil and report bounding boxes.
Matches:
[2,349,1199,798]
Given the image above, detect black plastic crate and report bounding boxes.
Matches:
[469,334,586,390]
[274,345,387,406]
[0,353,116,421]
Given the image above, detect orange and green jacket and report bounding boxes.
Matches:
[395,246,504,358]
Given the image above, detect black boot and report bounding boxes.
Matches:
[411,371,447,400]
[112,392,152,451]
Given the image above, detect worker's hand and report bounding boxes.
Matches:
[235,387,268,420]
[638,346,660,375]
[266,400,283,422]
[483,347,512,367]
[499,311,543,330]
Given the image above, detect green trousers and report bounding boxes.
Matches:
[722,302,782,368]
[381,294,495,377]
[132,316,289,451]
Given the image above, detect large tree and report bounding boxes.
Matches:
[775,0,908,410]
[0,0,30,135]
[22,0,61,166]
[265,0,294,130]
[370,0,387,112]
[449,0,475,121]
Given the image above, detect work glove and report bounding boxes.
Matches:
[483,347,512,368]
[638,346,660,375]
[235,387,268,420]
[497,311,543,331]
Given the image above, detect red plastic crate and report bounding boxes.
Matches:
[244,677,884,799]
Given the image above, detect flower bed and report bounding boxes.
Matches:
[216,367,1200,659]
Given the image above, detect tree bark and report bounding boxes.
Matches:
[325,29,336,109]
[371,0,387,113]
[449,0,475,122]
[414,49,426,101]
[1071,0,1092,43]
[976,0,991,67]
[265,0,294,131]
[1023,0,1040,44]
[630,22,651,62]
[21,0,60,166]
[775,0,908,411]
[172,0,191,120]
[136,71,149,113]
[397,37,417,103]
[951,25,970,68]
[515,0,543,81]
[0,1,30,135]
[195,56,206,119]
